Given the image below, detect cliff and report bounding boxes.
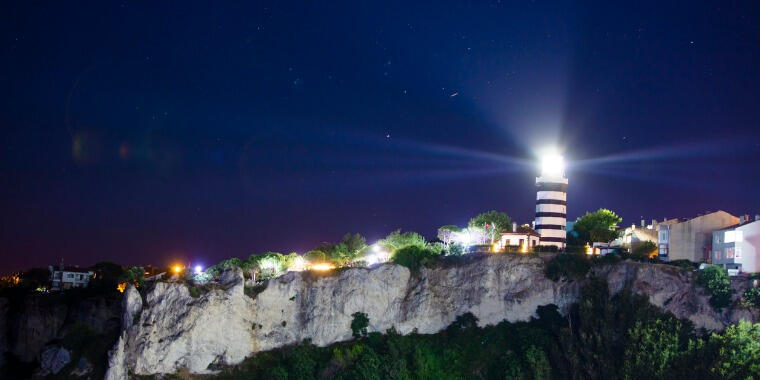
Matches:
[0,290,122,378]
[105,254,759,378]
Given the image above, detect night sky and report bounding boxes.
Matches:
[2,1,759,272]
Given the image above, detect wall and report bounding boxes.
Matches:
[668,211,739,262]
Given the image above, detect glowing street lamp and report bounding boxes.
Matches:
[171,265,183,274]
[310,263,335,271]
[194,265,203,274]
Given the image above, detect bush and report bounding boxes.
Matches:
[535,245,560,253]
[631,241,657,261]
[118,266,145,288]
[447,244,465,256]
[545,253,591,281]
[391,246,438,271]
[697,266,732,310]
[664,259,697,271]
[351,312,369,339]
[742,288,760,308]
[592,253,621,266]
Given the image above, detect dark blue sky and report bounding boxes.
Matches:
[2,1,759,271]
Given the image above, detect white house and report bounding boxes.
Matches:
[49,265,94,290]
[499,223,541,251]
[711,215,760,273]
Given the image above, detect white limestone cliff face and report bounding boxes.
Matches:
[105,254,757,378]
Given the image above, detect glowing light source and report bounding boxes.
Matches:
[288,256,307,272]
[372,244,381,253]
[117,282,127,293]
[310,263,335,271]
[172,265,183,274]
[491,243,499,253]
[540,153,565,179]
[194,265,203,274]
[453,230,474,246]
[585,243,593,255]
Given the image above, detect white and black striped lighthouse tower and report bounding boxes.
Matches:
[534,155,567,250]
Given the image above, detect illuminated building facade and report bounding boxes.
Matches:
[535,155,567,249]
[49,264,94,290]
[712,215,760,273]
[657,210,739,262]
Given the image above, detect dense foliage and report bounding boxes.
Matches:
[571,208,622,244]
[213,278,760,380]
[118,266,146,288]
[698,265,732,310]
[378,230,428,252]
[631,241,658,260]
[350,312,369,339]
[390,246,440,271]
[545,253,592,281]
[743,287,760,308]
[468,210,512,244]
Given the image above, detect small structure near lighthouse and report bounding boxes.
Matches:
[534,153,567,250]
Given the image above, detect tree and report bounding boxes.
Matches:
[697,266,732,310]
[118,266,145,288]
[20,267,52,289]
[304,250,328,263]
[331,233,368,265]
[468,211,512,244]
[437,225,461,247]
[706,321,760,378]
[351,312,370,339]
[379,230,427,253]
[631,241,658,260]
[391,246,437,271]
[572,209,622,244]
[89,261,124,292]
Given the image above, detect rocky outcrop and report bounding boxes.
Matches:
[105,254,758,377]
[0,291,121,377]
[106,254,578,377]
[37,345,70,376]
[597,261,760,331]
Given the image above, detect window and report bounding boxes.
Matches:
[716,250,721,260]
[519,239,524,246]
[726,247,734,259]
[725,231,743,243]
[736,246,742,259]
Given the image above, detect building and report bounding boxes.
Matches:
[712,215,760,273]
[657,211,739,262]
[499,222,541,251]
[534,155,567,249]
[49,264,94,290]
[613,218,676,252]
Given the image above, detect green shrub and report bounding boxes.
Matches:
[545,253,591,281]
[535,245,561,253]
[350,312,369,339]
[118,266,145,288]
[244,284,266,299]
[742,288,760,308]
[665,259,697,270]
[697,266,732,310]
[592,253,621,266]
[631,241,657,261]
[188,286,201,298]
[391,246,438,271]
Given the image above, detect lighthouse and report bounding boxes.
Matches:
[535,154,567,250]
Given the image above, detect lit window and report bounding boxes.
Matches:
[726,247,734,259]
